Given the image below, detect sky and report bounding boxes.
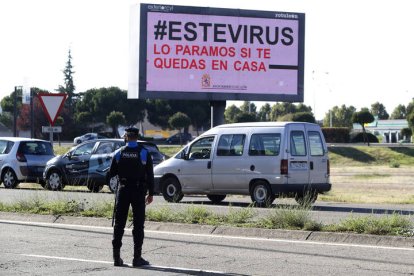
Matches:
[1,0,413,120]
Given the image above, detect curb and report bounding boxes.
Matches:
[1,212,413,249]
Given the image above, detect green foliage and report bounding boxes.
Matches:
[370,102,389,119]
[279,112,315,123]
[224,104,242,123]
[328,146,414,166]
[1,197,413,237]
[240,101,257,113]
[0,112,13,129]
[351,133,379,143]
[75,87,145,129]
[106,111,126,136]
[323,105,356,127]
[233,112,258,123]
[325,214,413,236]
[257,103,271,121]
[390,104,407,119]
[322,127,350,143]
[168,112,191,130]
[257,205,314,230]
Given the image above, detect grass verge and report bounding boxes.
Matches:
[1,197,412,237]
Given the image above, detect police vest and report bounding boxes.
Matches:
[117,145,148,184]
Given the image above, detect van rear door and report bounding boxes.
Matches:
[287,124,310,184]
[306,125,329,185]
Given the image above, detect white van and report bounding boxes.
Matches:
[154,122,331,206]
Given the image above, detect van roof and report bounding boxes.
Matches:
[214,121,317,128]
[201,122,319,135]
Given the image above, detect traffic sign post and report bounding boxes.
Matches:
[37,93,67,144]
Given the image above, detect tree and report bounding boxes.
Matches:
[390,104,407,119]
[75,87,146,128]
[224,104,242,123]
[57,49,76,110]
[168,112,191,145]
[323,105,356,127]
[240,101,257,113]
[400,128,412,140]
[270,102,296,120]
[370,102,389,119]
[408,112,414,130]
[234,112,257,123]
[269,102,312,121]
[278,112,315,123]
[407,99,414,116]
[106,111,126,137]
[257,103,271,121]
[352,110,375,146]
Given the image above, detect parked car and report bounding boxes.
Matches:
[154,122,331,207]
[73,133,107,145]
[44,139,165,193]
[0,138,55,188]
[165,132,193,144]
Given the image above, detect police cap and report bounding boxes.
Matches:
[125,127,139,136]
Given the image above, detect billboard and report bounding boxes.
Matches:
[136,4,305,102]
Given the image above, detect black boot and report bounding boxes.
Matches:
[113,248,124,266]
[132,248,149,267]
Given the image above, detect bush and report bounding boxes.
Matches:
[322,127,350,143]
[351,132,379,143]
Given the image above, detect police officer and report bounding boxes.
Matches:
[109,127,154,267]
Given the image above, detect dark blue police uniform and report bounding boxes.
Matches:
[109,128,154,267]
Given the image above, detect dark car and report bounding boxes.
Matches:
[43,139,165,193]
[165,132,193,144]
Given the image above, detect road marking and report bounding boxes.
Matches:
[2,219,413,252]
[20,254,225,274]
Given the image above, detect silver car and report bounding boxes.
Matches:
[0,137,55,188]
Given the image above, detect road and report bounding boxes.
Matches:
[1,188,414,225]
[0,218,413,276]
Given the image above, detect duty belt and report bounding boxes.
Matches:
[119,178,144,187]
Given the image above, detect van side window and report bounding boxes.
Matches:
[290,131,307,156]
[249,134,281,156]
[308,131,324,156]
[217,134,245,156]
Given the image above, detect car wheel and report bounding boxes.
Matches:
[295,191,318,207]
[250,180,274,207]
[207,194,226,204]
[108,176,119,193]
[46,170,64,191]
[87,182,103,193]
[2,168,19,189]
[162,177,183,203]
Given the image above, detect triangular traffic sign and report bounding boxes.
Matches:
[37,93,67,126]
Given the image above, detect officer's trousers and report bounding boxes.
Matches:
[112,183,146,251]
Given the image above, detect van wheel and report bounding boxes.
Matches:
[207,194,226,204]
[250,181,274,207]
[46,170,64,191]
[295,191,318,206]
[162,177,183,203]
[2,169,19,189]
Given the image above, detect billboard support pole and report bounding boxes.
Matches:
[210,101,226,128]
